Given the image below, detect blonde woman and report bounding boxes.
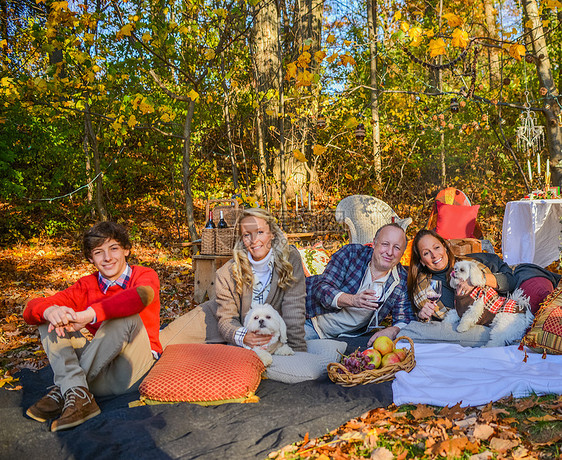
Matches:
[160,208,307,352]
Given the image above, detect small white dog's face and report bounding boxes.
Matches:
[450,260,486,289]
[244,303,287,342]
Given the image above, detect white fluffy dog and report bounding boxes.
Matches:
[243,303,294,366]
[445,259,533,347]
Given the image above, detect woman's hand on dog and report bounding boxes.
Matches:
[243,331,273,347]
[455,279,474,297]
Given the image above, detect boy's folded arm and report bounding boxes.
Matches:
[90,285,155,323]
[23,286,83,325]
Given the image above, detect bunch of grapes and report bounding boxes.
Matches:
[339,349,375,374]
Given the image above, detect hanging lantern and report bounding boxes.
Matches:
[355,123,366,141]
[316,113,326,129]
[450,98,459,114]
[516,94,545,155]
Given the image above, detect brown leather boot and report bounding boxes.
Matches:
[50,386,101,432]
[26,386,64,422]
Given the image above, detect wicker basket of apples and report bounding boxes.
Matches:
[327,336,415,386]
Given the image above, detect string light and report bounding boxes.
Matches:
[25,152,120,202]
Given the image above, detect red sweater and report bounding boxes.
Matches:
[24,265,162,354]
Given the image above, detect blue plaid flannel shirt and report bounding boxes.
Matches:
[305,244,414,328]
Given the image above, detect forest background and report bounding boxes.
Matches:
[2,0,562,248]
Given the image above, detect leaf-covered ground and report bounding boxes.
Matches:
[268,397,562,459]
[1,239,560,459]
[0,239,195,384]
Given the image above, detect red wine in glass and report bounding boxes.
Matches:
[427,280,442,302]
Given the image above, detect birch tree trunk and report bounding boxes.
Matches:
[522,0,562,186]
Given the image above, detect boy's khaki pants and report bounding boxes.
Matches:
[39,314,155,396]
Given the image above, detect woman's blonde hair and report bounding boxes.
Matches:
[231,208,296,294]
[407,229,456,301]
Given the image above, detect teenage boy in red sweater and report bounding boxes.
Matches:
[23,221,161,432]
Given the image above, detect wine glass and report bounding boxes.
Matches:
[426,280,442,303]
[420,280,442,321]
[362,282,383,309]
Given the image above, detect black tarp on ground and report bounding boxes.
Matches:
[0,339,393,460]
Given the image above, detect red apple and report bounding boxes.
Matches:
[394,348,407,361]
[381,352,402,367]
[364,349,382,368]
[373,336,394,356]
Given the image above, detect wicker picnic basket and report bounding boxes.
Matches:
[215,228,237,255]
[201,228,216,254]
[327,336,416,387]
[201,199,241,255]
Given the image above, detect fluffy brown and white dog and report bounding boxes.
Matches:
[445,259,533,347]
[243,303,294,366]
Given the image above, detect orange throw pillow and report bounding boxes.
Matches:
[435,201,480,239]
[139,344,265,405]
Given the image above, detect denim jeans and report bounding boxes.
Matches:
[304,318,321,340]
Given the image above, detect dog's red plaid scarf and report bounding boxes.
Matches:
[469,286,519,314]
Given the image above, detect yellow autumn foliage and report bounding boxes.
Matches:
[285,62,297,80]
[293,149,307,162]
[409,27,423,46]
[313,144,326,156]
[443,13,463,28]
[315,50,327,63]
[429,38,446,57]
[451,29,468,48]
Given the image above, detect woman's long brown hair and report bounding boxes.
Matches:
[406,229,456,301]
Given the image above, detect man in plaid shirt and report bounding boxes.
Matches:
[305,223,415,346]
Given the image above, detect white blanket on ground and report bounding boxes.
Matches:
[392,343,562,407]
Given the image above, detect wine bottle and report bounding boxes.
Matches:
[217,210,228,228]
[205,211,216,229]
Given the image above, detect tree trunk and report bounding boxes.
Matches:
[83,132,94,218]
[84,102,108,221]
[367,0,381,184]
[426,0,446,183]
[522,0,562,186]
[251,0,280,173]
[182,100,198,243]
[276,0,287,217]
[221,56,239,190]
[483,0,500,88]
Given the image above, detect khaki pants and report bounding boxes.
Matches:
[159,300,225,349]
[39,314,155,397]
